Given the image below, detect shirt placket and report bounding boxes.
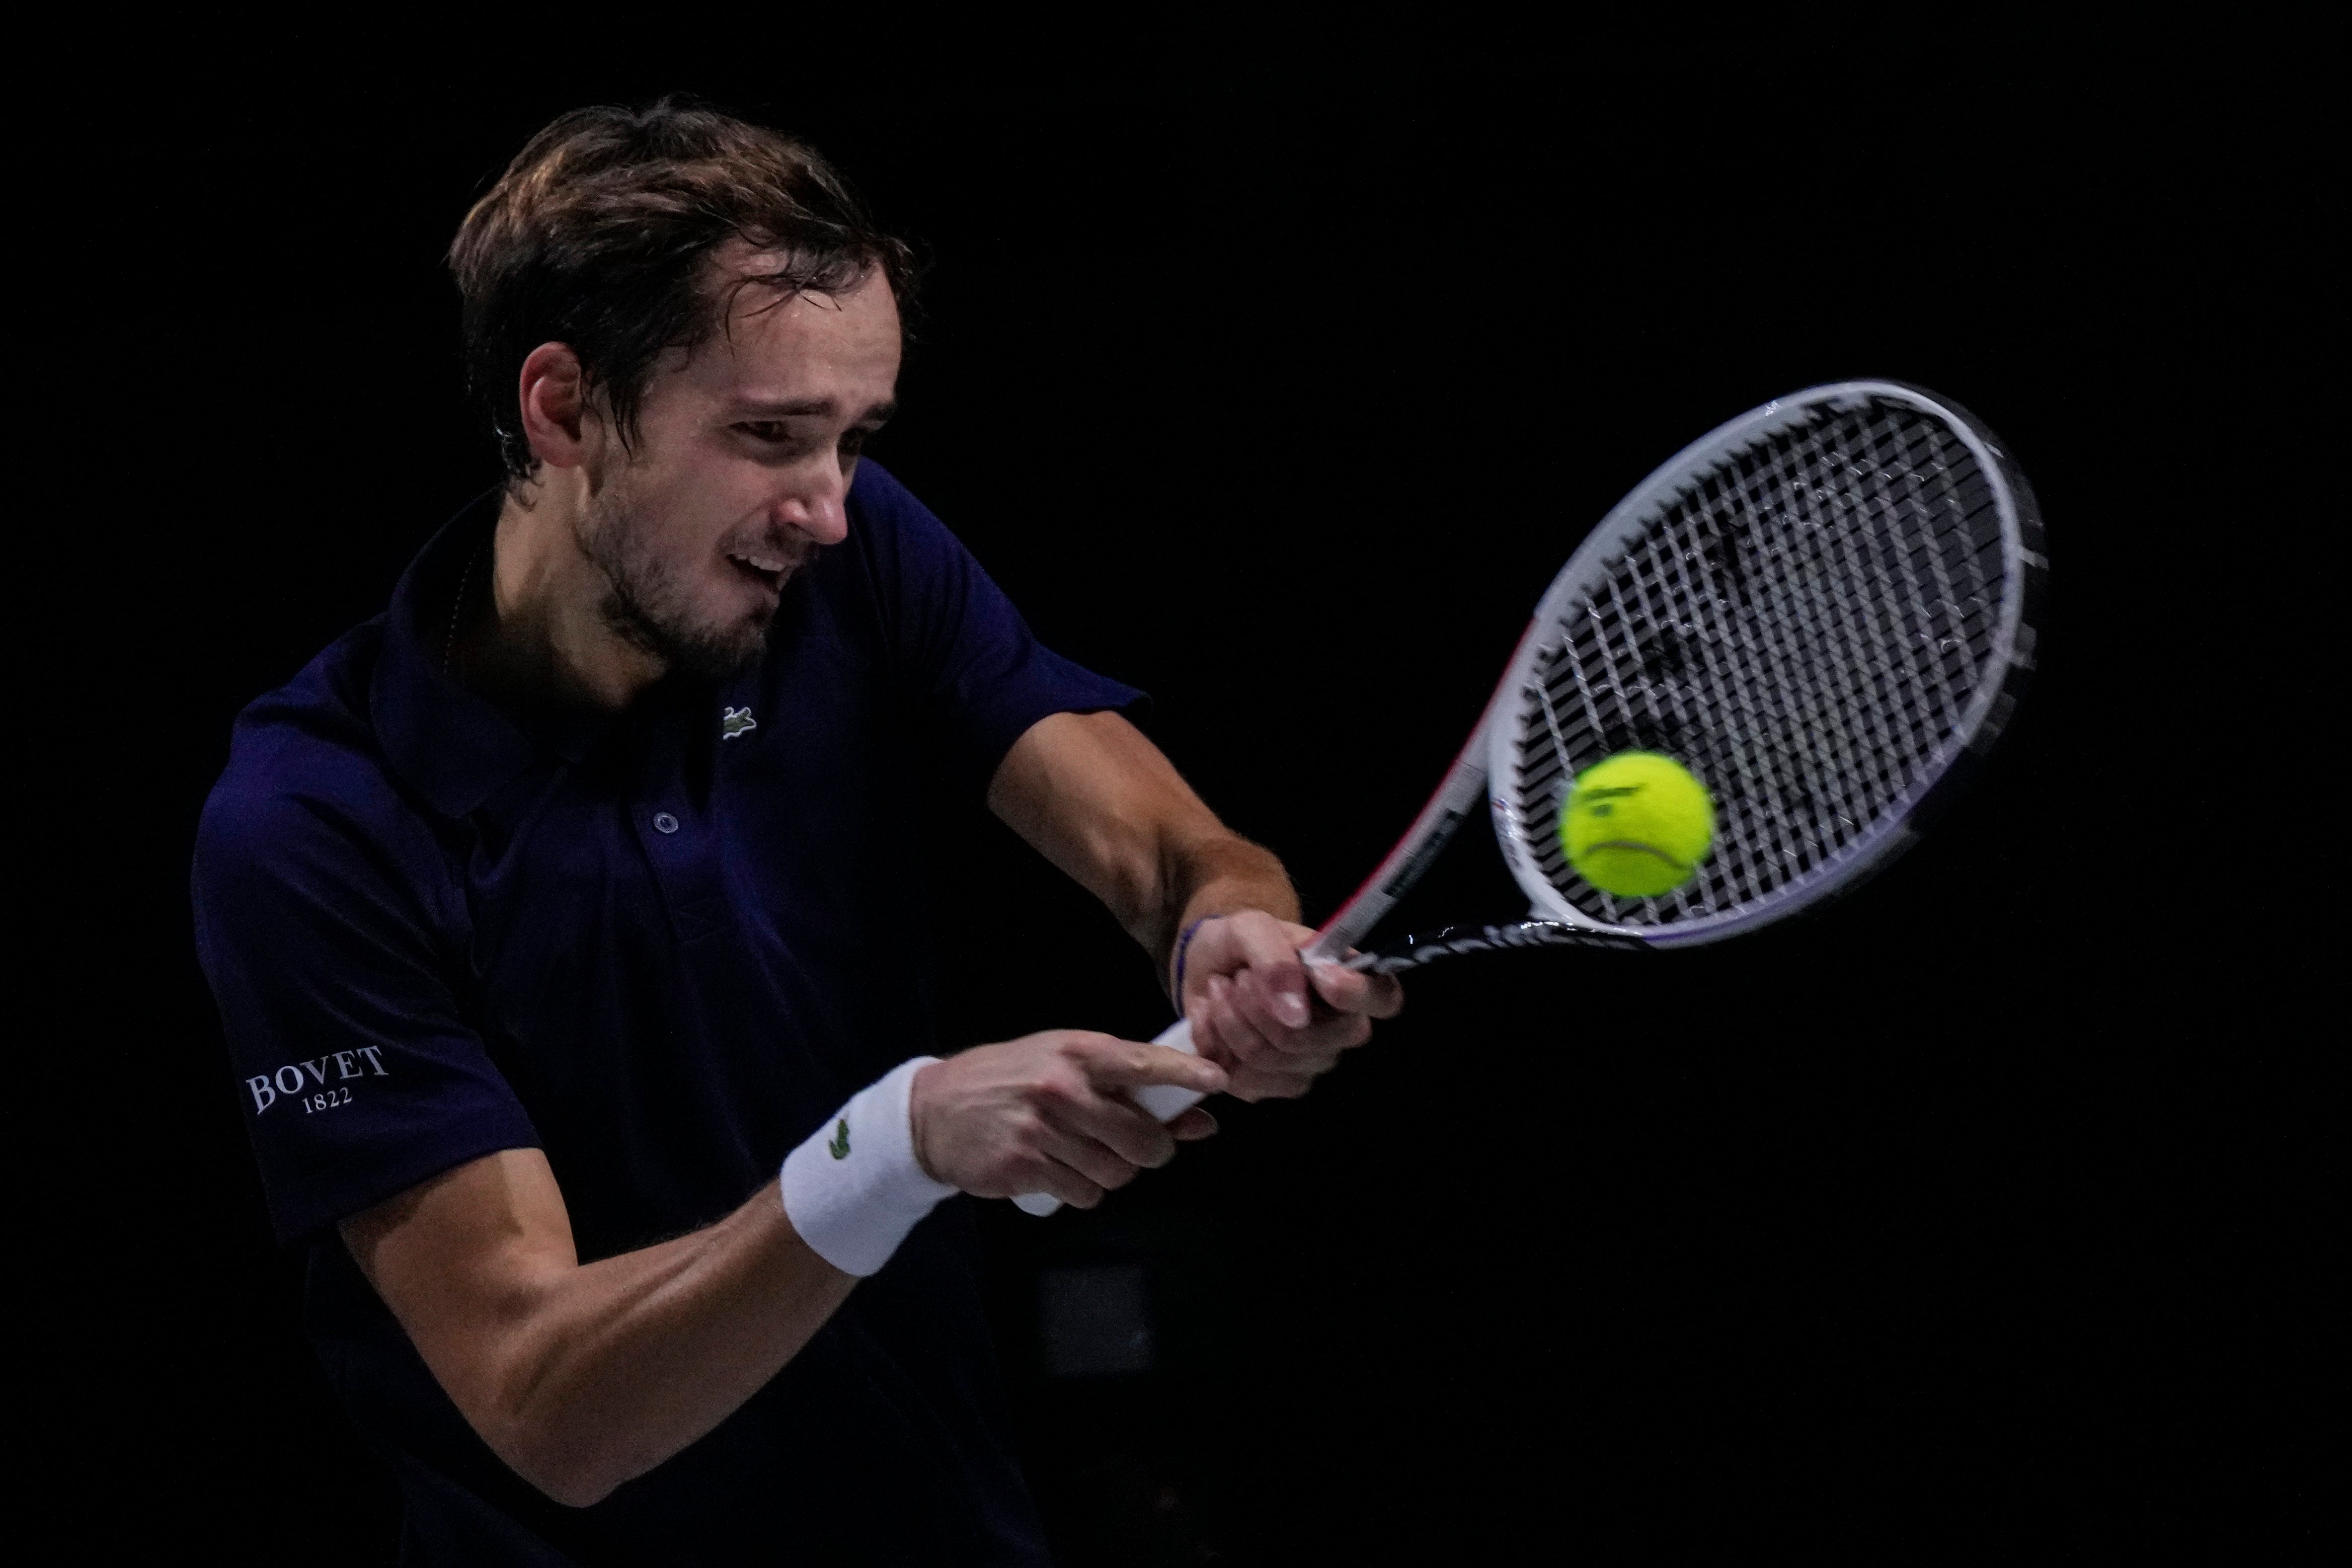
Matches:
[633,713,730,949]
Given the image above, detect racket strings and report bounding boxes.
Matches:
[1514,398,2009,926]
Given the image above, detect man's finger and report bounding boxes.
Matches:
[1036,1124,1141,1194]
[1307,961,1404,1021]
[1167,1106,1218,1141]
[1200,975,1286,1068]
[1184,982,1234,1070]
[1025,1150,1109,1209]
[1226,1065,1317,1102]
[1047,1094,1179,1170]
[1082,1036,1230,1096]
[1224,915,1313,1028]
[1231,964,1319,1052]
[1235,965,1372,1057]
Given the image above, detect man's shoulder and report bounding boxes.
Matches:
[196,619,428,882]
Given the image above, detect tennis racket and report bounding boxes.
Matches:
[1015,380,2045,1215]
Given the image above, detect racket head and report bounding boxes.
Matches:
[1487,381,2045,946]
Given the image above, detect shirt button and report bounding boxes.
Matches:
[654,812,680,834]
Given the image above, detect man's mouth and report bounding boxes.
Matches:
[727,550,792,595]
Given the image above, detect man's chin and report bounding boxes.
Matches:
[600,594,770,682]
[667,620,770,681]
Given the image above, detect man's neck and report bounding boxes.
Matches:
[454,477,666,714]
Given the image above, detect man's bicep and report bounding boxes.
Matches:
[341,1148,576,1416]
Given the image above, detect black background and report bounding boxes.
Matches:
[35,31,2324,1565]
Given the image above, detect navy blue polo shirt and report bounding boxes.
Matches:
[192,461,1142,1565]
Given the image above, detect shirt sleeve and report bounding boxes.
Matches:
[192,754,540,1243]
[846,461,1148,791]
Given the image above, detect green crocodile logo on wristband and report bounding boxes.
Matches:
[828,1118,851,1160]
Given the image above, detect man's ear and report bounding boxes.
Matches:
[516,342,593,471]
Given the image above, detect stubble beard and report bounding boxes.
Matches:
[577,483,771,682]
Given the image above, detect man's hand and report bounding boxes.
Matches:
[1179,911,1404,1101]
[985,712,1401,1103]
[911,1032,1226,1209]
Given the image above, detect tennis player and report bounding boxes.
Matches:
[192,100,1399,1563]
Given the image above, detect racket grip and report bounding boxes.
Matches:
[1011,1017,1204,1217]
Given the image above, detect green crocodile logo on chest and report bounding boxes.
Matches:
[722,706,758,740]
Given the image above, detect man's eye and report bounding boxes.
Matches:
[738,422,788,443]
[839,429,869,457]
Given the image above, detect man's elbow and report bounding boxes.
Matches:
[482,1413,636,1509]
[535,1470,621,1511]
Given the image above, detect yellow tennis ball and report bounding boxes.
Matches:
[1558,751,1715,898]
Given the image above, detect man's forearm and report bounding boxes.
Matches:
[487,1184,851,1504]
[984,713,1394,1108]
[346,1154,855,1509]
[986,712,1301,989]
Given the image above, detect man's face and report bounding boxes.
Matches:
[577,257,901,677]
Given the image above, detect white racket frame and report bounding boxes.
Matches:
[1489,380,2037,946]
[1016,380,2040,1213]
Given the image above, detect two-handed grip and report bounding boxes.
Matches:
[1011,1016,1204,1217]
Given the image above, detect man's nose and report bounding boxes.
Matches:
[775,469,851,546]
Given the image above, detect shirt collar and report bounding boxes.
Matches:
[371,490,613,819]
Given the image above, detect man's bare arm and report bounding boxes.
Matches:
[989,712,1400,1100]
[342,1149,850,1509]
[987,709,1298,980]
[340,1029,1223,1508]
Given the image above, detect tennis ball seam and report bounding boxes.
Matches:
[1558,750,1715,897]
[1576,838,1693,871]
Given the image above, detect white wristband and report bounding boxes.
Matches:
[780,1057,956,1277]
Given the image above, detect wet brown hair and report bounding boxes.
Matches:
[449,96,916,484]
